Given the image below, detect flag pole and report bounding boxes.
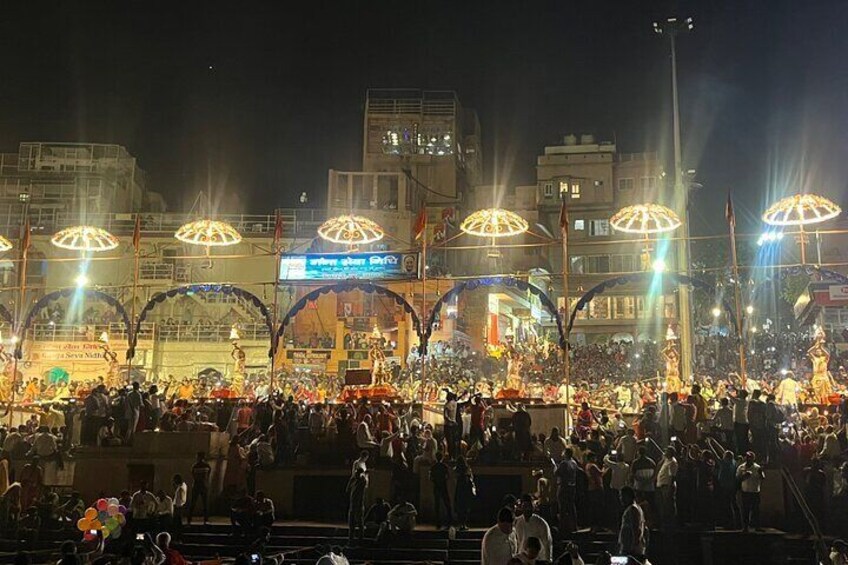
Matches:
[726,193,748,388]
[419,206,428,403]
[270,211,283,394]
[126,214,141,385]
[559,200,571,431]
[9,216,30,428]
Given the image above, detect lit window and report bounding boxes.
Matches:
[574,219,585,231]
[589,219,610,236]
[559,180,569,194]
[618,178,634,190]
[571,182,581,199]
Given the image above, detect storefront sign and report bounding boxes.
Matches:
[279,251,420,281]
[287,350,332,365]
[828,285,848,301]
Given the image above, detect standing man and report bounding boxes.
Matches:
[125,381,143,443]
[747,390,767,462]
[346,468,368,544]
[656,446,678,530]
[481,507,516,565]
[429,451,452,530]
[188,452,211,525]
[555,448,579,534]
[618,486,647,560]
[443,391,459,460]
[731,390,750,454]
[737,451,764,532]
[172,474,187,540]
[514,493,552,561]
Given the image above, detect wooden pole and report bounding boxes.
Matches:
[270,211,283,394]
[126,220,141,385]
[8,217,30,427]
[560,220,571,431]
[420,215,428,402]
[728,208,748,388]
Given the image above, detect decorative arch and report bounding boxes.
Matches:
[422,276,566,353]
[15,289,132,358]
[568,272,738,335]
[276,281,421,344]
[750,265,848,300]
[0,304,12,325]
[130,284,274,359]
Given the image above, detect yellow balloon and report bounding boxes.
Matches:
[90,519,102,530]
[77,518,90,531]
[84,507,97,521]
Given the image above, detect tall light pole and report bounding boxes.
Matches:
[654,16,695,383]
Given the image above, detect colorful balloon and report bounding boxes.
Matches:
[118,504,127,515]
[77,518,90,531]
[111,525,122,538]
[84,507,98,520]
[90,519,102,530]
[107,504,119,516]
[116,513,126,525]
[96,499,108,511]
[107,497,119,506]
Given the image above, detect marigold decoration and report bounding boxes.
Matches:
[762,193,841,226]
[317,215,385,245]
[459,208,529,238]
[51,226,120,252]
[174,219,242,247]
[0,235,11,253]
[609,204,682,234]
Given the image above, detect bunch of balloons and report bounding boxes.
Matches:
[76,498,127,540]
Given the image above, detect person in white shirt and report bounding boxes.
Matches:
[604,451,631,492]
[156,489,174,530]
[736,451,764,531]
[131,482,158,530]
[616,429,638,464]
[655,447,678,529]
[776,371,799,408]
[513,535,543,565]
[356,415,379,449]
[513,494,552,560]
[2,427,23,455]
[543,428,567,462]
[482,507,517,565]
[618,486,647,559]
[379,430,399,460]
[711,398,734,448]
[172,474,187,538]
[352,451,369,477]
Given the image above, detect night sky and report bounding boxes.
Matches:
[1,1,847,233]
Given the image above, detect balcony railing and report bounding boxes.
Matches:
[0,209,327,239]
[25,322,270,343]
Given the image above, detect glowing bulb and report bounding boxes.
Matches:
[746,305,754,315]
[10,335,18,344]
[74,273,89,288]
[711,307,721,318]
[652,258,666,273]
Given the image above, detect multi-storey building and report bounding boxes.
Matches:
[534,134,678,345]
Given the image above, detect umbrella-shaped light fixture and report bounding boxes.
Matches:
[762,193,841,264]
[609,204,682,234]
[0,235,11,253]
[762,193,841,226]
[460,208,529,238]
[174,219,243,247]
[51,226,120,252]
[317,214,385,246]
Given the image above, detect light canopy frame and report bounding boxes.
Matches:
[609,204,682,234]
[459,208,529,238]
[51,226,120,252]
[174,219,243,247]
[762,193,841,227]
[317,214,385,246]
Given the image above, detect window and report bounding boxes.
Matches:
[596,256,610,273]
[641,176,656,190]
[613,296,636,319]
[570,182,581,199]
[618,178,634,190]
[559,180,568,194]
[543,181,554,198]
[588,297,611,320]
[570,256,584,274]
[589,219,610,236]
[573,219,585,231]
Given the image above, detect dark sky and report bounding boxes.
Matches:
[1,1,847,233]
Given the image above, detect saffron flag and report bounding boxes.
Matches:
[558,199,569,234]
[132,214,142,251]
[414,205,427,241]
[725,191,736,229]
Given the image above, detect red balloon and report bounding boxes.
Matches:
[95,499,108,511]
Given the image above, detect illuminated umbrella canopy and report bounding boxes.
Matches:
[317,214,385,245]
[175,219,242,247]
[459,208,529,238]
[0,235,11,252]
[610,204,682,234]
[762,193,841,226]
[51,226,120,252]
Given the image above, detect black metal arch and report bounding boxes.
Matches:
[15,289,132,358]
[130,284,275,359]
[568,272,738,335]
[276,281,422,345]
[422,276,566,353]
[749,265,848,300]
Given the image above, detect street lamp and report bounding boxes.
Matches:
[654,15,695,382]
[762,193,841,264]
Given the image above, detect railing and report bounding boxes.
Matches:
[28,322,155,342]
[0,209,327,239]
[157,322,269,342]
[25,322,271,343]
